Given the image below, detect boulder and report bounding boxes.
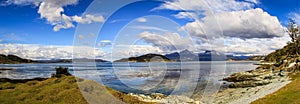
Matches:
[229,80,271,88]
[150,93,166,99]
[223,72,261,82]
[224,68,288,88]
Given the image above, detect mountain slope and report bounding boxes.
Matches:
[114,54,171,62]
[0,54,36,64]
[165,49,198,61]
[165,50,227,61]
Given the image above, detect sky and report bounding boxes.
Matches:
[0,0,300,60]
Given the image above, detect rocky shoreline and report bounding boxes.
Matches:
[214,76,290,104]
[125,61,298,104]
[125,76,290,104]
[223,67,289,88]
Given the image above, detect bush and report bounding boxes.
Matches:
[53,67,71,77]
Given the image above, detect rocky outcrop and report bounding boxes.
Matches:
[223,68,289,88]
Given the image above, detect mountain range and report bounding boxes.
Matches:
[165,49,228,61]
[116,50,262,62]
[0,50,263,64]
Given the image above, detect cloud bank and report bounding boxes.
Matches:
[0,44,105,60]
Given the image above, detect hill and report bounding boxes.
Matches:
[114,54,171,62]
[165,49,198,61]
[36,58,109,63]
[0,75,151,104]
[0,54,36,64]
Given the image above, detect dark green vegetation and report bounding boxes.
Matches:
[262,35,300,72]
[264,19,300,70]
[0,54,36,64]
[114,54,172,62]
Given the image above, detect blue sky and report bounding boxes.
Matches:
[0,0,189,45]
[0,0,299,60]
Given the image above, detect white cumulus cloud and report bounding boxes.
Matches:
[2,0,105,31]
[182,8,284,39]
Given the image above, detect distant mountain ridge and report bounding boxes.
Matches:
[0,54,36,64]
[114,54,171,62]
[165,49,198,61]
[36,58,108,63]
[0,54,109,64]
[165,50,227,61]
[114,50,261,62]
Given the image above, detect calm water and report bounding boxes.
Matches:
[0,61,258,95]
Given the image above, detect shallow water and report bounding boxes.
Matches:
[0,61,258,95]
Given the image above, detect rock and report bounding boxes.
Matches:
[223,67,291,88]
[229,80,271,88]
[150,93,166,99]
[288,62,296,68]
[223,72,261,82]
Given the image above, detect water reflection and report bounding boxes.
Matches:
[0,61,258,95]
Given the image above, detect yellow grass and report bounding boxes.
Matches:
[0,75,153,104]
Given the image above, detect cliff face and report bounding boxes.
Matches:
[0,54,35,64]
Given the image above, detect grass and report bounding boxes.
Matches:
[0,75,153,104]
[252,72,300,104]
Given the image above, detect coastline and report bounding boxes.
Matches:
[0,59,297,104]
[213,77,290,104]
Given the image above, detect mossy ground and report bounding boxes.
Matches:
[252,72,300,104]
[0,76,152,104]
